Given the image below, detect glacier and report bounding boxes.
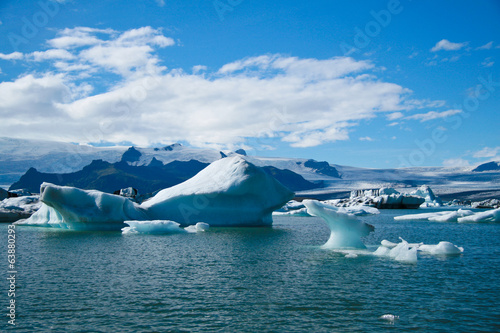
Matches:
[302,199,375,249]
[15,157,294,230]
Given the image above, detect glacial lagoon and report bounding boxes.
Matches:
[4,210,500,332]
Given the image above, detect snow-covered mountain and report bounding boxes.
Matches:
[1,137,499,200]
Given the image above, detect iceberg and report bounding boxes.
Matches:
[410,185,442,207]
[0,195,41,222]
[303,199,374,249]
[15,157,294,230]
[345,188,425,209]
[457,208,500,223]
[121,220,209,234]
[374,238,463,262]
[141,156,294,227]
[418,241,464,255]
[394,209,489,222]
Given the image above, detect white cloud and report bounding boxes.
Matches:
[0,27,424,149]
[192,65,207,73]
[481,57,494,68]
[359,136,374,142]
[406,109,462,122]
[473,146,500,158]
[442,158,470,167]
[31,49,74,61]
[476,41,493,50]
[44,26,175,78]
[48,27,113,49]
[431,39,468,52]
[0,52,24,60]
[387,112,403,120]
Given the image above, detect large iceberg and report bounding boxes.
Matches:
[15,183,148,230]
[303,199,374,249]
[15,157,294,230]
[141,156,294,226]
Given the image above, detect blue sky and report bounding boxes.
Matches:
[0,0,499,168]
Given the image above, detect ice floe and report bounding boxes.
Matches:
[121,220,210,234]
[394,208,500,223]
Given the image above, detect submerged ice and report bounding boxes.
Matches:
[15,157,294,230]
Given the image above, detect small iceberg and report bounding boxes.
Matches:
[395,208,499,223]
[457,208,500,223]
[418,241,464,255]
[122,221,210,234]
[373,238,463,263]
[303,199,375,249]
[380,314,399,322]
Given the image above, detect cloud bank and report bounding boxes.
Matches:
[0,26,444,150]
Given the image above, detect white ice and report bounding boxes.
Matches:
[15,157,294,230]
[373,238,463,263]
[184,222,210,233]
[380,314,399,321]
[418,241,464,255]
[394,208,500,223]
[303,199,374,249]
[122,220,186,234]
[457,208,500,223]
[122,220,210,234]
[141,156,294,227]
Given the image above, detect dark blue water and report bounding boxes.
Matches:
[3,209,500,332]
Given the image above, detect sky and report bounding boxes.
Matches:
[0,0,499,168]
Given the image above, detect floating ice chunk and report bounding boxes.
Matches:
[374,238,464,262]
[303,199,374,249]
[273,208,311,216]
[0,195,41,222]
[344,252,358,258]
[394,209,474,222]
[379,239,422,248]
[428,209,474,222]
[142,156,294,227]
[339,205,380,216]
[418,241,464,255]
[457,208,500,223]
[388,238,417,263]
[394,212,448,221]
[122,220,186,234]
[184,222,210,233]
[380,314,399,321]
[373,245,391,256]
[411,185,442,207]
[16,183,149,230]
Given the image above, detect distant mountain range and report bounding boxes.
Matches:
[10,154,320,194]
[1,137,499,200]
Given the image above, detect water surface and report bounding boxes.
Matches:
[3,209,499,332]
